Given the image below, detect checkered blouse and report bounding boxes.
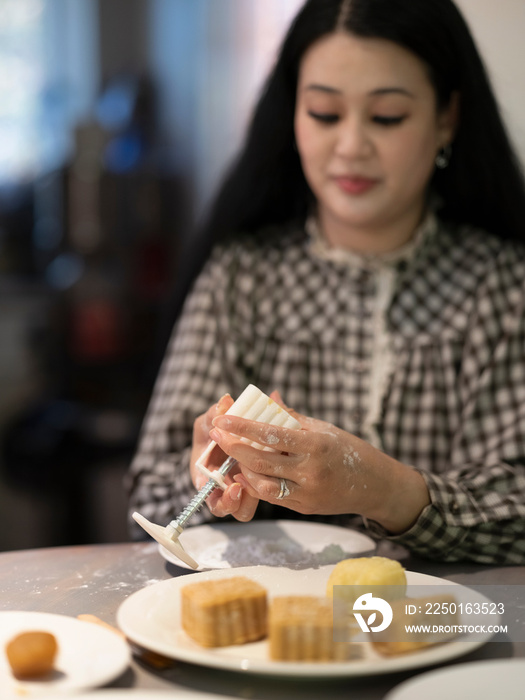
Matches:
[127,214,525,564]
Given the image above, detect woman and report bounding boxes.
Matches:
[127,0,525,564]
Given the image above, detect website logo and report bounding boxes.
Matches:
[352,593,393,633]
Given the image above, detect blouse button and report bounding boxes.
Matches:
[352,409,363,423]
[450,500,460,514]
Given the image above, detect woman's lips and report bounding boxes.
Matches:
[335,176,378,194]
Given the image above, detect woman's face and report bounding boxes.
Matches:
[294,32,457,252]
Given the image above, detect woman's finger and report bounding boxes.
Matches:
[206,482,259,521]
[235,469,298,505]
[211,415,309,454]
[191,394,235,487]
[209,427,303,477]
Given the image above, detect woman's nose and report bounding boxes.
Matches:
[334,119,373,159]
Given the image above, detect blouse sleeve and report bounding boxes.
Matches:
[370,245,525,564]
[126,247,244,539]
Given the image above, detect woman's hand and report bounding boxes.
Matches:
[208,393,430,533]
[190,395,259,521]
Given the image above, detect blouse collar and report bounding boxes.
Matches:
[306,211,438,271]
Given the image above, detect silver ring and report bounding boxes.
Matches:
[276,478,290,500]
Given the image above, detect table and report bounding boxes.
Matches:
[0,540,523,699]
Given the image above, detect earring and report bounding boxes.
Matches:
[435,144,452,169]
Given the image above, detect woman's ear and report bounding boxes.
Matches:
[438,90,461,146]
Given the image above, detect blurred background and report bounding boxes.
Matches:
[0,0,523,551]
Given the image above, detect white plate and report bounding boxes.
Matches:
[0,611,130,697]
[159,519,376,570]
[117,566,494,678]
[69,691,239,699]
[384,659,525,700]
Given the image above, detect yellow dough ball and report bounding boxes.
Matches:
[326,556,407,608]
[327,556,407,591]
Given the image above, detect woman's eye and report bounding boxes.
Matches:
[307,111,339,124]
[372,115,407,126]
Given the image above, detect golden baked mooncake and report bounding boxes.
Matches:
[181,576,267,647]
[5,631,58,679]
[268,596,350,661]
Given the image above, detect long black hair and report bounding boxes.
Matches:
[168,0,525,338]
